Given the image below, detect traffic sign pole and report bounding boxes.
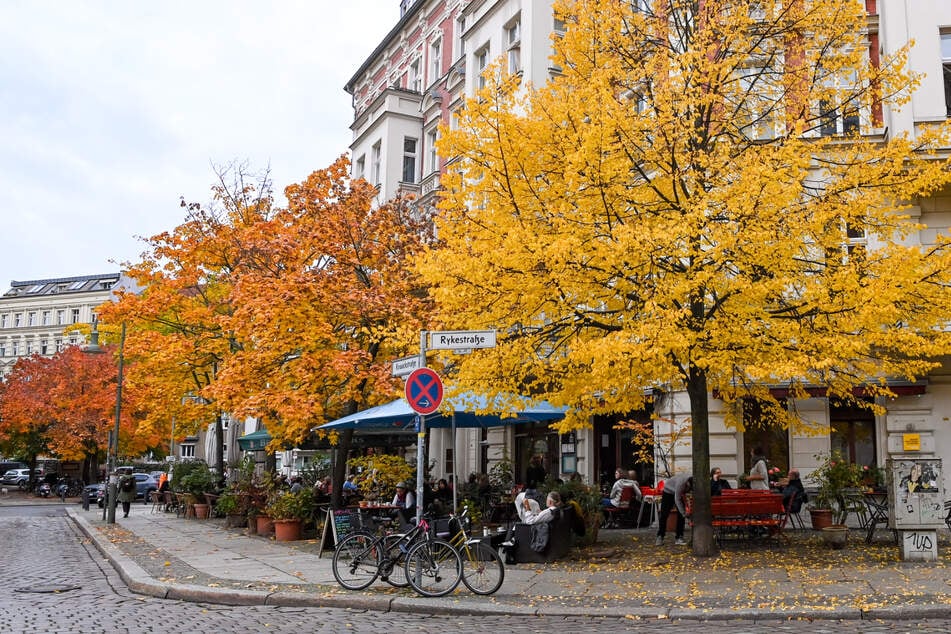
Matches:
[415,331,427,525]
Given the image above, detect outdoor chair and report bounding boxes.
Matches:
[602,486,637,528]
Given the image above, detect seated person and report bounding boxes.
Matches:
[516,490,561,525]
[432,478,453,514]
[710,467,731,496]
[602,468,642,509]
[779,469,806,512]
[391,481,416,526]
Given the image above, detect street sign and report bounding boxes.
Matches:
[391,355,422,377]
[405,367,443,415]
[429,330,497,350]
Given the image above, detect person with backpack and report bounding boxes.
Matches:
[117,472,137,518]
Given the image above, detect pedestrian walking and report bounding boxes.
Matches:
[117,472,137,518]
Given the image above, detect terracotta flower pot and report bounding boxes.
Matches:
[192,503,210,519]
[666,509,679,532]
[273,518,302,541]
[256,514,274,536]
[810,508,833,531]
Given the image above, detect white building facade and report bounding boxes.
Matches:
[346,1,951,492]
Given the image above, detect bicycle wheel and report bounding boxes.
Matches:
[460,541,504,595]
[332,533,381,590]
[404,538,462,597]
[380,534,409,588]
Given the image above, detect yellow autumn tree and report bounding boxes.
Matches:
[418,0,951,555]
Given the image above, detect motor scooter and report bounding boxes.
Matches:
[36,481,52,497]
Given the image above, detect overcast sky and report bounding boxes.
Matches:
[0,1,397,283]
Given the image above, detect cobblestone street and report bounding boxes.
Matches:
[3,507,951,633]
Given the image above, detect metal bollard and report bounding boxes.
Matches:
[82,488,90,511]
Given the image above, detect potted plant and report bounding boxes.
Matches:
[809,451,863,544]
[266,490,315,541]
[173,461,216,518]
[216,492,247,528]
[553,477,602,545]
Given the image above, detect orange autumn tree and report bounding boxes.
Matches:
[100,158,435,503]
[419,0,951,556]
[0,345,142,483]
[211,157,436,506]
[98,163,273,478]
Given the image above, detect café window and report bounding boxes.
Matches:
[830,399,876,468]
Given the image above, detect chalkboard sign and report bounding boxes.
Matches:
[318,508,360,557]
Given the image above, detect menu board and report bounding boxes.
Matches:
[317,508,359,557]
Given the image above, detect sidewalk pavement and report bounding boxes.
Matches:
[53,500,951,620]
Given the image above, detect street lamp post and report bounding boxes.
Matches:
[85,320,125,524]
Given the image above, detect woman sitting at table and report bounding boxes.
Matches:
[391,481,416,527]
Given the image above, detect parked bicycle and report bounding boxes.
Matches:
[332,513,462,597]
[440,508,504,595]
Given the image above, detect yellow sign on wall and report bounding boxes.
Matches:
[903,433,921,451]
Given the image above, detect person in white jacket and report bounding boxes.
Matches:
[516,490,561,525]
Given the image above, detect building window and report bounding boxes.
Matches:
[0,343,5,357]
[476,46,489,90]
[27,312,36,326]
[12,341,19,356]
[26,341,33,354]
[55,338,63,352]
[506,18,521,74]
[40,339,48,355]
[41,311,50,326]
[430,38,442,83]
[180,444,196,459]
[14,313,21,327]
[426,128,439,174]
[355,154,365,180]
[56,310,65,325]
[455,15,466,59]
[819,98,860,136]
[830,400,876,468]
[71,308,80,324]
[0,314,6,328]
[371,142,382,186]
[402,137,418,183]
[409,58,422,92]
[942,32,951,117]
[741,398,790,475]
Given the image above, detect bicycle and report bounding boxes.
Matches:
[332,513,461,596]
[402,524,463,597]
[440,508,504,595]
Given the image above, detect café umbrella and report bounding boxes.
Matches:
[314,393,567,512]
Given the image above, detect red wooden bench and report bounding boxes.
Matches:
[710,493,786,545]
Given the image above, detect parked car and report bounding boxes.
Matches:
[1,468,32,489]
[130,473,159,502]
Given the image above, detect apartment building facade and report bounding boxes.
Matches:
[346,1,951,491]
[0,273,137,379]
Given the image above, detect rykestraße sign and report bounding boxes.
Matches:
[428,330,497,350]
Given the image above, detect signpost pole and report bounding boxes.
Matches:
[415,331,427,525]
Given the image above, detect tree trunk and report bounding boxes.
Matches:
[330,429,353,509]
[687,364,715,557]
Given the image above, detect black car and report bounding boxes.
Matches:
[81,483,105,507]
